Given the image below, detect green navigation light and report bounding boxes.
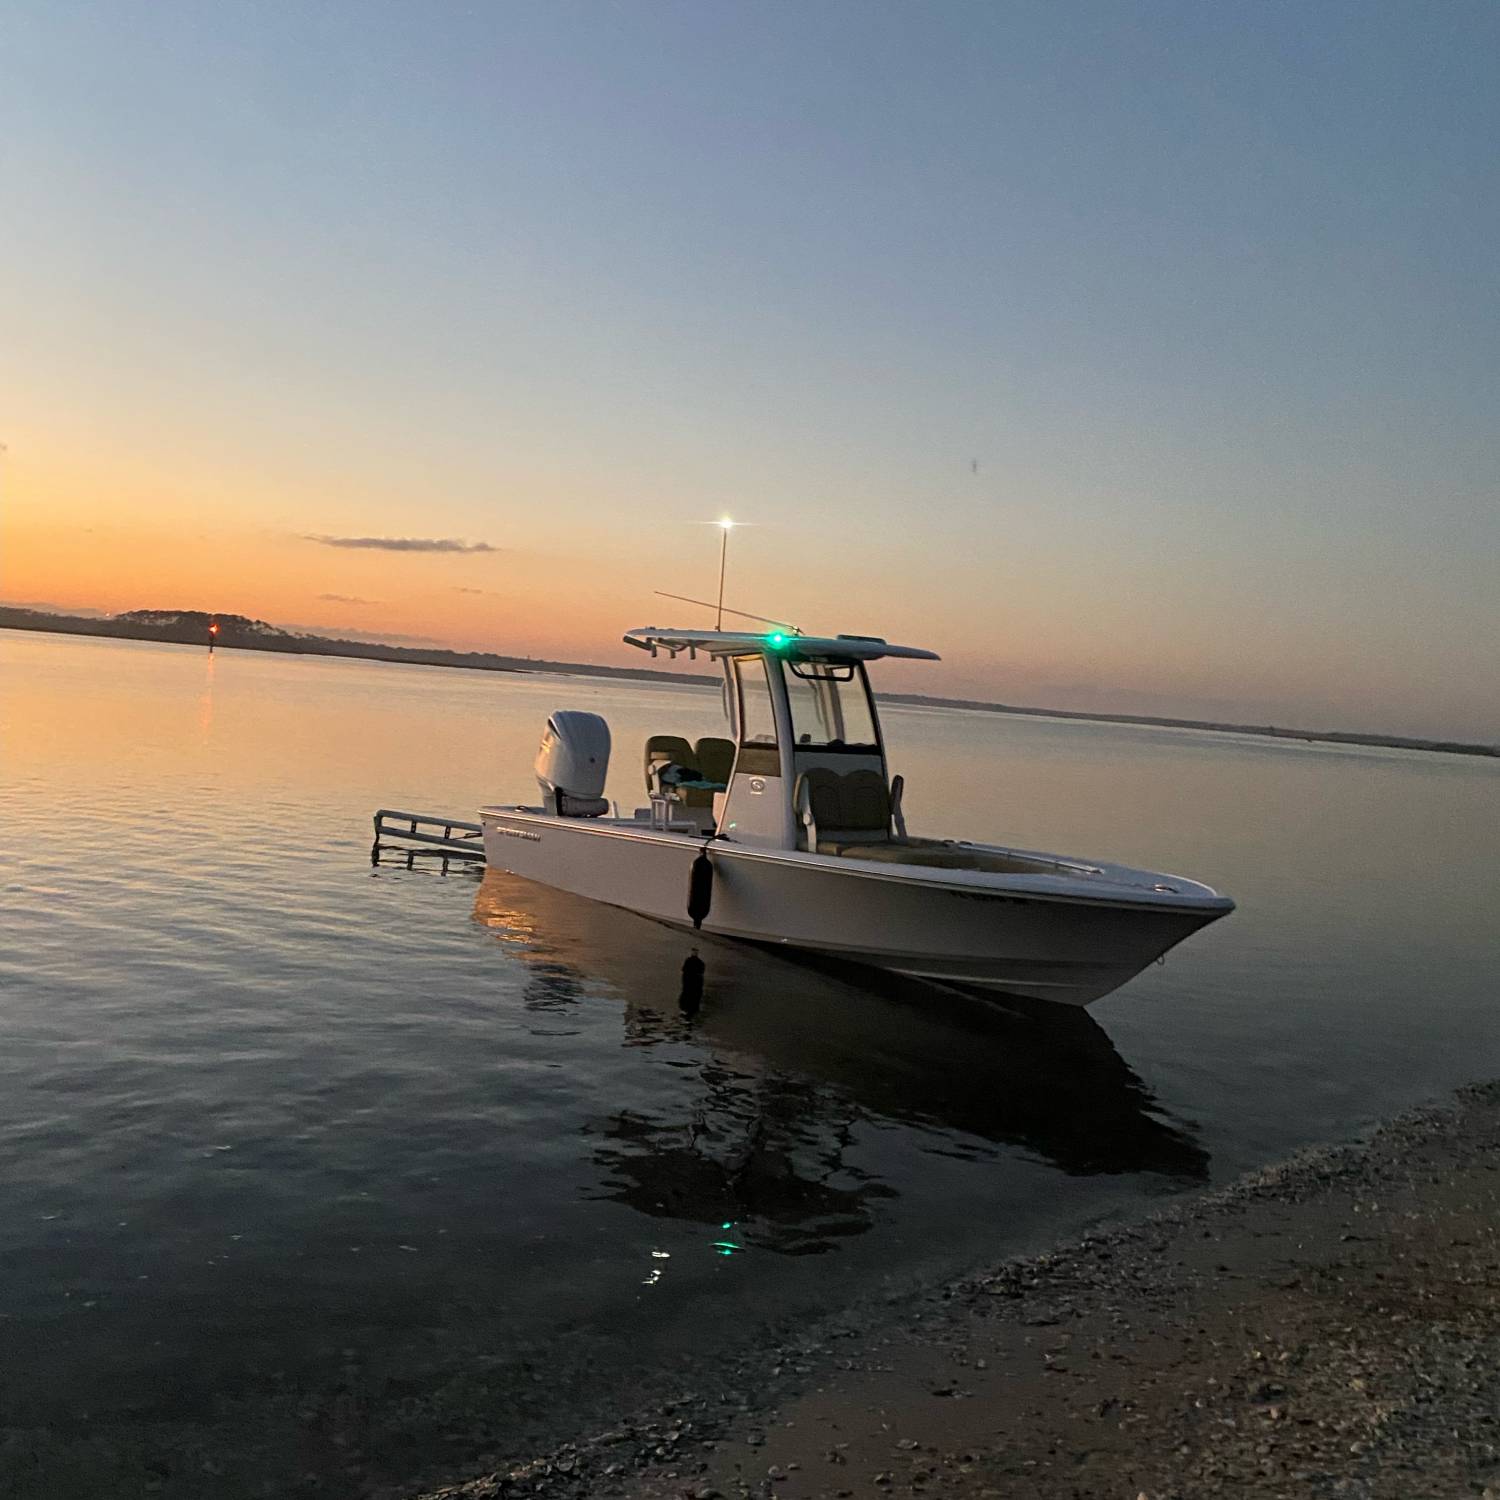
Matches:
[766,632,788,649]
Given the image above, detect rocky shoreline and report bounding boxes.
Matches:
[409,1080,1500,1500]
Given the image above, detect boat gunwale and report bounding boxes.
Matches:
[477,805,1235,915]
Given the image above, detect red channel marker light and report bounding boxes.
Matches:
[209,622,220,635]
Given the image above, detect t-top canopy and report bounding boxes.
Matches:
[623,627,940,662]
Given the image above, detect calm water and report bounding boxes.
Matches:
[2,629,1497,1497]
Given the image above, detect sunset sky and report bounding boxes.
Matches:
[2,1,1496,738]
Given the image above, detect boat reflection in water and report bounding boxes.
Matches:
[472,871,1207,1255]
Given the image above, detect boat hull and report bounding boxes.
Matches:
[479,808,1232,1007]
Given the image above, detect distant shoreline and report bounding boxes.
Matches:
[3,607,1495,760]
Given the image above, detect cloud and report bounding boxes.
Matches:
[305,534,496,554]
[317,593,380,605]
[454,586,500,595]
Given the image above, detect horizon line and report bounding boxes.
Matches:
[1,603,1494,760]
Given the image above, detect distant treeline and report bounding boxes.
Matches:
[0,606,708,688]
[4,606,1496,759]
[880,692,1499,758]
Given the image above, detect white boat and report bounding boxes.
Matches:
[480,626,1234,1007]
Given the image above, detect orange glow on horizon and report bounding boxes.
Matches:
[2,432,1495,742]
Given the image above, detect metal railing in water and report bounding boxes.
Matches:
[371,808,485,867]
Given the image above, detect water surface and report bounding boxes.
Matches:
[1,630,1496,1497]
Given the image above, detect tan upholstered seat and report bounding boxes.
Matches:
[644,735,696,791]
[643,734,725,809]
[816,837,912,858]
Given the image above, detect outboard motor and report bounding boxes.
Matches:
[535,711,611,817]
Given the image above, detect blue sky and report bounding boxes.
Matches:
[3,1,1497,736]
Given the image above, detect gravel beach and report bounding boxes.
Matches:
[411,1079,1500,1500]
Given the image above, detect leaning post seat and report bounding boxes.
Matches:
[693,737,736,786]
[643,735,697,789]
[642,734,723,810]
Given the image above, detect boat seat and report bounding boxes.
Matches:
[644,734,696,790]
[816,836,914,858]
[795,766,892,850]
[694,736,736,785]
[644,733,725,809]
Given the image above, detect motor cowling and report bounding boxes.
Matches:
[535,711,611,816]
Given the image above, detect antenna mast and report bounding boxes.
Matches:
[715,517,734,629]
